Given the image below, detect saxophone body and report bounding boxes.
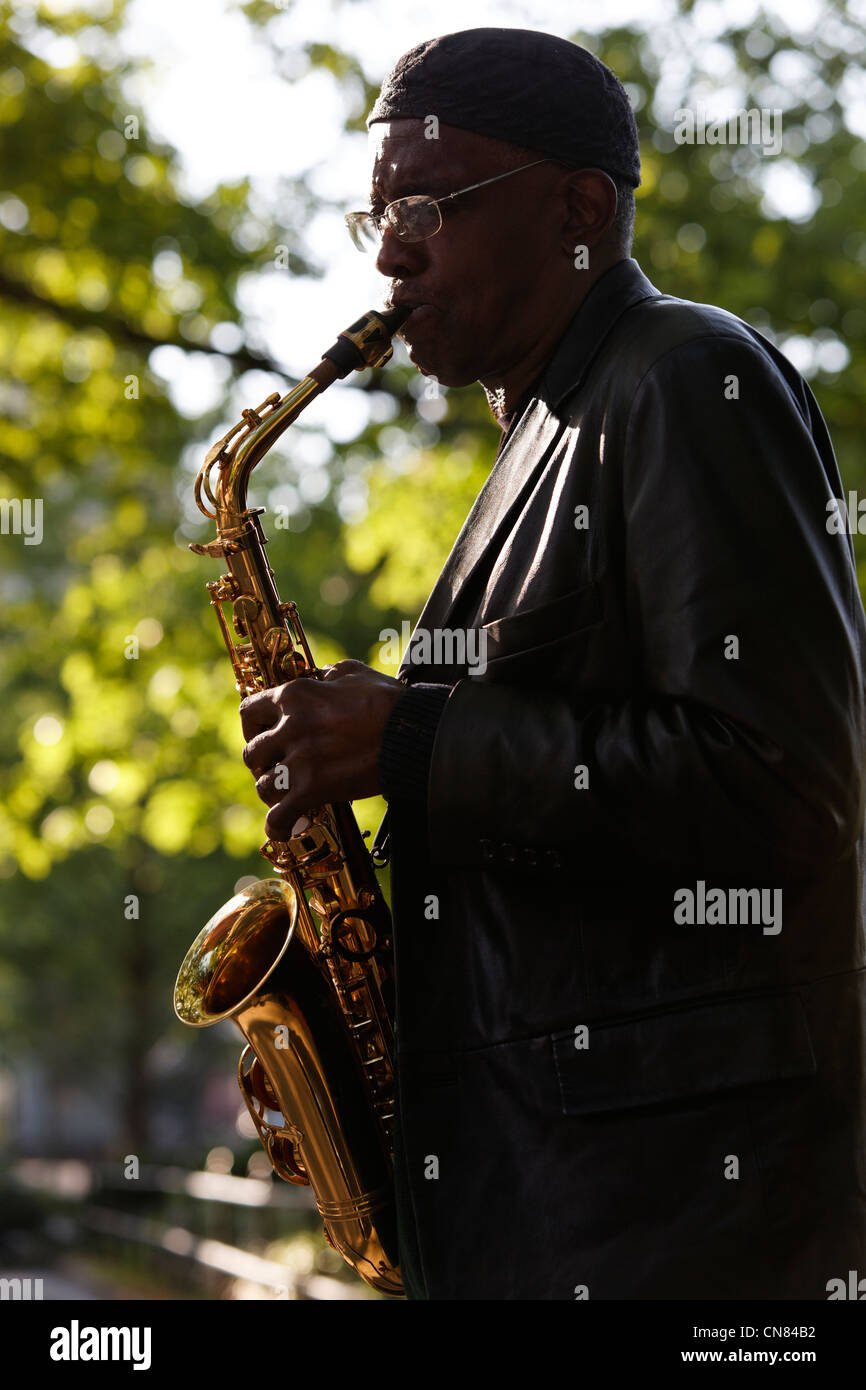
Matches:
[173,308,409,1296]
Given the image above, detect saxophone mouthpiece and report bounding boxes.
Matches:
[379,303,412,332]
[322,305,411,378]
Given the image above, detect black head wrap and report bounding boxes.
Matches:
[367,27,641,188]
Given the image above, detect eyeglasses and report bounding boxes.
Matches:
[345,158,551,252]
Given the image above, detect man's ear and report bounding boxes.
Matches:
[560,168,618,253]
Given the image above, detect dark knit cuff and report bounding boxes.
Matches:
[378,682,453,803]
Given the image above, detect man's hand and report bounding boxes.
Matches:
[239,659,405,841]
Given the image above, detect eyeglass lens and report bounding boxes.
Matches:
[386,196,442,242]
[348,195,445,251]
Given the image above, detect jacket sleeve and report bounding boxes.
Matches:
[378,682,452,803]
[424,334,866,877]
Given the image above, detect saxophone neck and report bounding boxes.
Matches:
[195,306,409,522]
[219,373,323,519]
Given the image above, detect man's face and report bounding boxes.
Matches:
[369,120,567,387]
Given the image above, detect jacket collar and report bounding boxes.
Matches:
[399,260,661,648]
[536,257,661,411]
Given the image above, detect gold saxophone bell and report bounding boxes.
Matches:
[173,306,410,1297]
[174,879,401,1293]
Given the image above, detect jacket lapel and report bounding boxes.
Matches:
[402,401,556,646]
[398,259,661,679]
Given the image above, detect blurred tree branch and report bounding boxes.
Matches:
[0,267,284,376]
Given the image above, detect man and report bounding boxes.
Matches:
[240,29,866,1299]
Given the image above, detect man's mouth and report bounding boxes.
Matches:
[391,301,438,332]
[389,292,433,315]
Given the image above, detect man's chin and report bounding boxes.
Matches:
[400,333,477,388]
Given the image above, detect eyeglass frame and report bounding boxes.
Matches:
[345,157,552,250]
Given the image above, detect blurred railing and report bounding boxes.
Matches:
[7,1158,375,1300]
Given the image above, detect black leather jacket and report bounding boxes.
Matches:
[377,258,866,1300]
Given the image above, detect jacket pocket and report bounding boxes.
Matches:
[479,580,602,668]
[551,990,816,1117]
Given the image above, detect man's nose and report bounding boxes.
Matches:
[375,224,427,279]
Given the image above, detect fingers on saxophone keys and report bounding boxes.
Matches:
[242,736,263,773]
[254,763,292,808]
[320,658,363,680]
[242,723,283,774]
[239,687,282,740]
[254,770,275,806]
[265,799,297,841]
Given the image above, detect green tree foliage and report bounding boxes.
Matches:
[590,8,866,503]
[0,0,355,1143]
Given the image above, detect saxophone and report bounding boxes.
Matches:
[173,306,409,1297]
